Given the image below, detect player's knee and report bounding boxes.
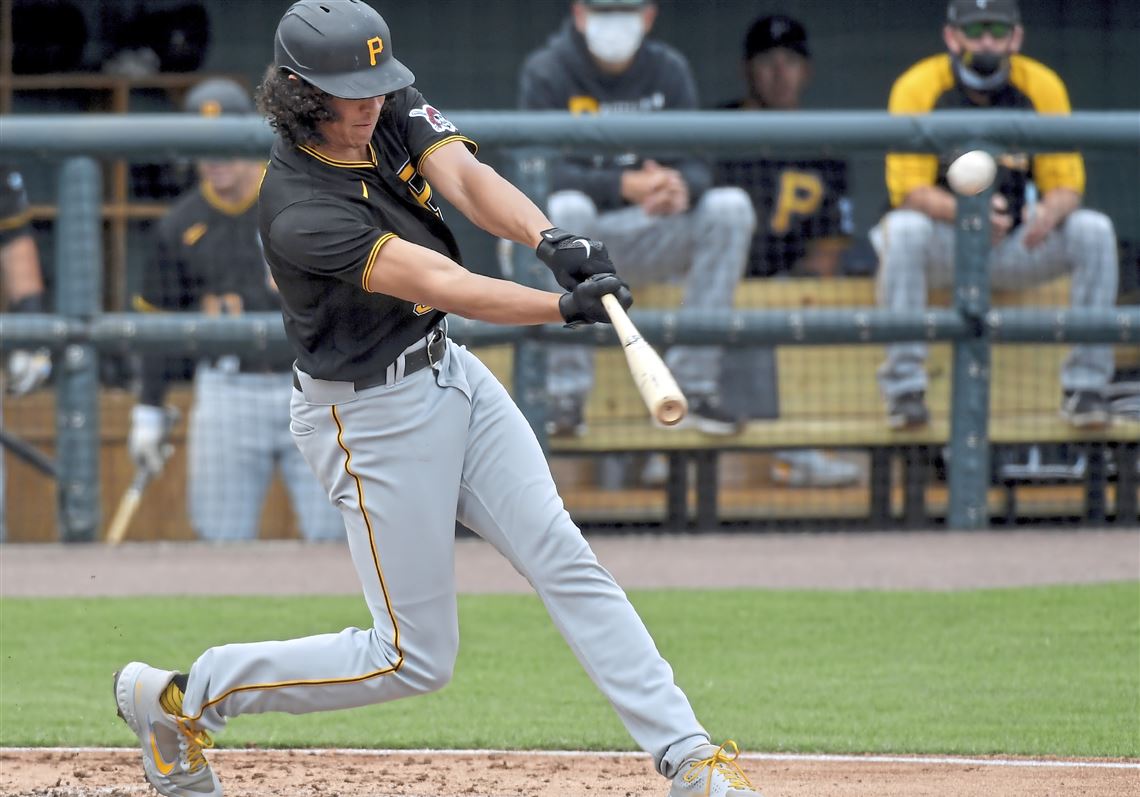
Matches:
[882,209,934,251]
[1063,209,1116,247]
[695,186,756,233]
[547,190,598,231]
[396,628,458,695]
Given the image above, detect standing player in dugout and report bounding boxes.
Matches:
[130,78,343,543]
[113,2,766,797]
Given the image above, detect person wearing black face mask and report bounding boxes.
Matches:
[871,0,1119,432]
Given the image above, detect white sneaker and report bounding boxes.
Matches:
[668,740,764,796]
[641,453,670,487]
[113,661,222,797]
[771,449,861,488]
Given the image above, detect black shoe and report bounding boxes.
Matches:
[1060,390,1109,429]
[546,397,586,438]
[886,391,929,430]
[675,395,744,436]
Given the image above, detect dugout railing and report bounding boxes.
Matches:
[1,111,1138,541]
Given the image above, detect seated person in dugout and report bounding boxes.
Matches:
[519,0,756,438]
[715,13,862,489]
[874,0,1118,431]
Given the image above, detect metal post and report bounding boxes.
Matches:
[508,149,552,449]
[54,158,102,542]
[947,175,993,530]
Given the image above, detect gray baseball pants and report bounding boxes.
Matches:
[543,188,755,399]
[873,208,1118,399]
[181,335,708,779]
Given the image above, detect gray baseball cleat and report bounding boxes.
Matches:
[113,661,222,797]
[668,740,764,797]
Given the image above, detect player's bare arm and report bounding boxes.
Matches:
[368,236,563,325]
[901,185,957,222]
[1022,187,1080,249]
[420,140,552,249]
[0,235,44,302]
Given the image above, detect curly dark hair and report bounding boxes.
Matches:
[255,65,335,147]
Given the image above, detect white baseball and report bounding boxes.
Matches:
[946,150,997,196]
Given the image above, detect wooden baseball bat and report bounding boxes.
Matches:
[601,293,688,426]
[105,466,156,546]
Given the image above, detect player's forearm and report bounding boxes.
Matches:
[1038,188,1081,222]
[369,237,562,325]
[438,273,563,325]
[450,161,551,248]
[1,235,45,302]
[901,185,957,222]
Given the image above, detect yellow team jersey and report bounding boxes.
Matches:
[885,53,1085,208]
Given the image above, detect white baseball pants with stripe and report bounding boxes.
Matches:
[873,208,1118,400]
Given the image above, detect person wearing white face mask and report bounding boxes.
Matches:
[582,5,645,67]
[519,0,756,445]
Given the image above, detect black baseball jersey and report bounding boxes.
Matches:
[134,178,291,405]
[258,86,476,383]
[714,145,851,277]
[887,53,1084,228]
[0,166,32,248]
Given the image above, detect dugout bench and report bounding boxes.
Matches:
[480,276,1139,528]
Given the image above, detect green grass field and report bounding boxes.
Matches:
[1,584,1136,757]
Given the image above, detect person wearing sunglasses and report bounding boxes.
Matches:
[872,0,1119,431]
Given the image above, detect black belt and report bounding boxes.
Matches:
[293,327,446,392]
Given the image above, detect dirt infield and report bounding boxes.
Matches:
[2,529,1137,796]
[3,749,1137,797]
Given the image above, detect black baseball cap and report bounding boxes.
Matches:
[183,78,254,116]
[744,14,810,60]
[946,0,1020,26]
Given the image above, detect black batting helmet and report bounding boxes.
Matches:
[273,0,415,99]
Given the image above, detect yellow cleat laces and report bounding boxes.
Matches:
[681,740,756,796]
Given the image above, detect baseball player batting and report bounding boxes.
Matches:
[112,3,764,796]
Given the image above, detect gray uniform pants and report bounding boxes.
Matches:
[181,336,707,779]
[188,365,344,542]
[544,188,755,399]
[873,208,1118,399]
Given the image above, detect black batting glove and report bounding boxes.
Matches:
[558,273,634,328]
[536,226,616,292]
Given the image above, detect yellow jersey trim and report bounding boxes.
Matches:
[186,405,404,722]
[131,295,162,313]
[415,136,478,170]
[362,233,398,292]
[200,180,259,216]
[298,142,378,169]
[0,209,31,231]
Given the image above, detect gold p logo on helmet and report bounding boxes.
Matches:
[366,36,384,66]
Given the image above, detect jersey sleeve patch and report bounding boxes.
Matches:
[409,103,457,134]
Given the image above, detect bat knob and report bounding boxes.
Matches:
[655,397,688,426]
